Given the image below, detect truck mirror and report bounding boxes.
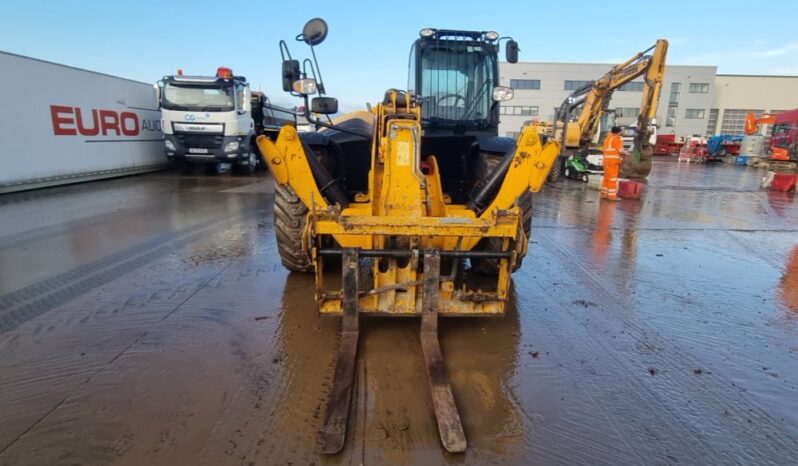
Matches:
[302,18,329,46]
[153,83,161,109]
[506,40,519,64]
[243,87,252,113]
[311,96,338,114]
[282,59,301,92]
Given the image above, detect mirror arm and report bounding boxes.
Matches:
[308,45,326,95]
[279,40,293,62]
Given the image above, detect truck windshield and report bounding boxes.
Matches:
[419,45,494,123]
[162,82,235,111]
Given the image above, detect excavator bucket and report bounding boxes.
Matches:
[622,141,654,179]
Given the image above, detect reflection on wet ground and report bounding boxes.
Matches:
[0,160,796,465]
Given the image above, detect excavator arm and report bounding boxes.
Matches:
[554,40,668,178]
[745,112,776,135]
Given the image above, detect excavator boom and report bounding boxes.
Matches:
[550,40,668,178]
[745,112,777,135]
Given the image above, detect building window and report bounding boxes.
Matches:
[616,107,640,118]
[689,83,710,93]
[564,80,591,91]
[510,79,540,90]
[768,110,787,135]
[720,109,764,135]
[499,105,539,116]
[706,109,719,136]
[669,82,681,104]
[618,82,644,92]
[685,109,706,119]
[666,107,677,127]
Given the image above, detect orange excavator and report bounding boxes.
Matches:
[745,111,796,161]
[745,112,776,134]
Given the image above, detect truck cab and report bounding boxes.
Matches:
[157,67,259,174]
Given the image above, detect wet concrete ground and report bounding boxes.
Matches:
[0,159,796,465]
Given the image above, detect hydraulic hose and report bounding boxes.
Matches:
[466,144,516,216]
[301,140,349,208]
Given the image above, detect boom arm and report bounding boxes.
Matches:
[558,40,668,151]
[745,112,777,135]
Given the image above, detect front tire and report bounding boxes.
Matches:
[205,162,222,175]
[274,184,313,272]
[547,157,562,184]
[234,153,257,176]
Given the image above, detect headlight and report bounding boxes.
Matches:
[224,141,240,152]
[292,78,318,95]
[484,31,499,41]
[419,28,436,38]
[164,140,175,150]
[492,86,514,102]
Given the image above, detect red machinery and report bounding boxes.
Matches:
[746,109,798,161]
[654,134,683,155]
[678,138,708,162]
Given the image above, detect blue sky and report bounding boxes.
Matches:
[1,1,796,110]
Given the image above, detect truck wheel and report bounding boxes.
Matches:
[474,191,532,275]
[235,153,257,176]
[564,167,572,179]
[274,184,313,272]
[205,162,221,175]
[177,160,193,175]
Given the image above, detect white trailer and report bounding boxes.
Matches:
[0,50,166,193]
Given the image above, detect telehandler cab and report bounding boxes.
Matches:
[257,18,560,453]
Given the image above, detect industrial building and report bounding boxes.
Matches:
[499,62,798,139]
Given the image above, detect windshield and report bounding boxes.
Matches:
[162,82,235,111]
[419,44,494,122]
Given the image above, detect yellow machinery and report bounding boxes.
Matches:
[257,19,560,453]
[541,40,668,179]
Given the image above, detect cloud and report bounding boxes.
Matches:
[679,40,798,74]
[769,64,798,75]
[758,42,798,58]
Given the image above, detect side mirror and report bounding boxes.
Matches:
[153,82,162,109]
[506,40,519,64]
[243,86,252,113]
[311,96,338,114]
[282,60,301,92]
[302,18,329,46]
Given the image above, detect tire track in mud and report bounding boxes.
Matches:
[0,223,269,463]
[0,211,254,334]
[531,230,798,464]
[0,203,164,251]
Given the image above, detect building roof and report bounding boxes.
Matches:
[717,74,798,79]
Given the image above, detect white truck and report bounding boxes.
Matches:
[156,67,295,174]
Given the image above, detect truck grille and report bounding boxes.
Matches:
[175,133,223,150]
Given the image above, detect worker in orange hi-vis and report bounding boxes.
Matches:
[601,126,627,201]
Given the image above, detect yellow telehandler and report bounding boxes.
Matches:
[257,18,560,454]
